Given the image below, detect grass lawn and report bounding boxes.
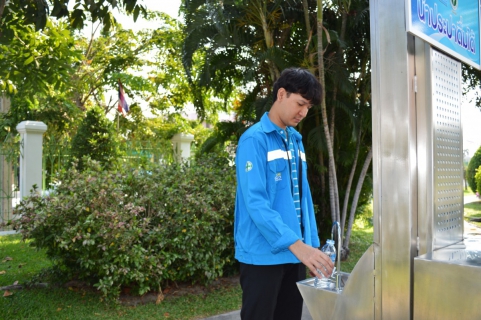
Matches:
[342,225,373,273]
[0,279,242,320]
[465,202,481,228]
[463,188,481,228]
[0,234,243,320]
[1,223,373,319]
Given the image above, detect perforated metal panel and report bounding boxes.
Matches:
[432,50,463,250]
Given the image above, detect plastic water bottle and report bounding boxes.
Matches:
[315,239,336,288]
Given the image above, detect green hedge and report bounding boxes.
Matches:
[10,154,236,300]
[475,165,481,196]
[467,146,481,193]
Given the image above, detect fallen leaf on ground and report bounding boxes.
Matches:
[3,290,13,297]
[57,308,62,311]
[0,271,6,275]
[13,281,18,285]
[156,292,164,304]
[2,257,13,263]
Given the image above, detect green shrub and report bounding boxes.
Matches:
[10,154,236,300]
[467,146,481,193]
[70,106,122,171]
[475,165,481,196]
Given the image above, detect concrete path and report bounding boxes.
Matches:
[464,194,480,205]
[201,303,313,320]
[0,230,16,236]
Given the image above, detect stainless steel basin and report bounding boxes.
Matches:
[297,244,375,320]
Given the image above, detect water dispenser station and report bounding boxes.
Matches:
[297,1,481,319]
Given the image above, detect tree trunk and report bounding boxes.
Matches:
[330,10,349,226]
[0,0,5,22]
[328,10,347,146]
[302,0,311,38]
[253,0,280,81]
[317,0,339,224]
[302,0,329,222]
[344,148,372,248]
[341,124,362,236]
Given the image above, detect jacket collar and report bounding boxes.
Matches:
[260,112,303,141]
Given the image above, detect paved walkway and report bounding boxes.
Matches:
[464,194,480,205]
[202,303,313,320]
[0,230,16,236]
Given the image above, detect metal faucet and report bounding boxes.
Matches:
[331,221,342,291]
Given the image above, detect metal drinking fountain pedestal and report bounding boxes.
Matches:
[297,0,481,319]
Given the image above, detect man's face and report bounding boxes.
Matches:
[276,88,312,128]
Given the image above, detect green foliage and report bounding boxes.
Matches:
[148,13,196,115]
[70,107,122,171]
[0,0,146,38]
[467,146,481,193]
[185,0,373,234]
[73,24,158,113]
[0,16,80,96]
[463,66,481,110]
[1,8,197,141]
[197,121,245,156]
[475,165,481,196]
[9,154,236,300]
[0,15,82,143]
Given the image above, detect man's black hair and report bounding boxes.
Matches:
[272,68,322,106]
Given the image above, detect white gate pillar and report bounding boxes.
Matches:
[16,121,48,198]
[171,133,194,162]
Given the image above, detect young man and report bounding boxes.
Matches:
[234,68,334,320]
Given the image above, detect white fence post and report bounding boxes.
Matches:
[16,121,48,199]
[171,133,194,163]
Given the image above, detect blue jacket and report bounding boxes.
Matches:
[234,112,320,265]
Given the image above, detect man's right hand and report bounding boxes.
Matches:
[289,240,334,278]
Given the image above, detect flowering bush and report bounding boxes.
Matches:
[10,154,236,300]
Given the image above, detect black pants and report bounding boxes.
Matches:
[239,262,306,320]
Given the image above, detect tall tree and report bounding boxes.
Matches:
[0,14,82,140]
[182,0,306,120]
[0,0,147,100]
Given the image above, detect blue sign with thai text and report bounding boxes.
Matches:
[408,0,481,69]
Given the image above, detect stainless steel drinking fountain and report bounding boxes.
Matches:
[297,1,481,319]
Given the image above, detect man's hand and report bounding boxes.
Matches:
[289,240,334,278]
